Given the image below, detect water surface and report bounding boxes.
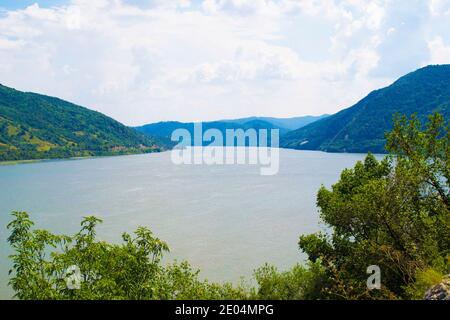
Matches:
[0,149,372,299]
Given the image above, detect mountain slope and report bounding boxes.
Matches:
[219,115,329,130]
[135,115,327,146]
[281,65,450,153]
[136,120,281,146]
[0,84,161,161]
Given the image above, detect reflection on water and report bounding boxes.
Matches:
[0,149,373,299]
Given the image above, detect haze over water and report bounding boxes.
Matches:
[0,148,373,298]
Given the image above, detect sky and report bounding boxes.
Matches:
[0,0,450,125]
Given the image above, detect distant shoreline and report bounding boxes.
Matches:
[0,150,168,166]
[0,147,387,166]
[0,159,44,166]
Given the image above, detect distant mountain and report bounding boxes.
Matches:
[135,115,327,146]
[219,115,329,130]
[0,84,162,161]
[281,65,450,153]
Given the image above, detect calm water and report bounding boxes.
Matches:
[0,149,372,299]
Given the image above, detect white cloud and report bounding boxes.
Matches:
[428,36,450,64]
[0,0,448,125]
[202,0,281,16]
[0,37,25,50]
[429,0,450,16]
[184,44,302,83]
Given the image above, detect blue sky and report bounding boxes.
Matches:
[0,0,206,10]
[1,0,450,125]
[0,0,67,10]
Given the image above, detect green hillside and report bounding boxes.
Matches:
[0,84,162,161]
[281,65,450,153]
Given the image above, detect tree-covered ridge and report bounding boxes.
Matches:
[134,115,328,147]
[281,65,450,153]
[136,120,287,147]
[0,84,162,161]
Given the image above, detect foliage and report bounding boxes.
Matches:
[7,211,331,300]
[252,261,327,300]
[0,84,162,161]
[404,268,444,299]
[282,65,450,153]
[7,211,252,300]
[298,113,450,299]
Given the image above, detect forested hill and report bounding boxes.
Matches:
[135,115,327,146]
[281,65,450,153]
[0,84,162,161]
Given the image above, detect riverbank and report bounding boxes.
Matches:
[0,148,166,166]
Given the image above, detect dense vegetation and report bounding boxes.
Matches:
[281,65,450,153]
[0,84,162,161]
[7,113,449,299]
[135,115,327,146]
[7,212,326,300]
[299,113,449,299]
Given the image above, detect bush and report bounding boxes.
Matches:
[253,261,327,300]
[7,212,249,300]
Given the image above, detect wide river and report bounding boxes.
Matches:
[0,148,375,299]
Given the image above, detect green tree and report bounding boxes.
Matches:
[299,113,450,299]
[7,212,249,300]
[252,262,326,300]
[7,211,327,300]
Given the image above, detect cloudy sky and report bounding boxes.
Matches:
[1,0,450,125]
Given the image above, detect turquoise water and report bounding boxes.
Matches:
[0,149,371,299]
